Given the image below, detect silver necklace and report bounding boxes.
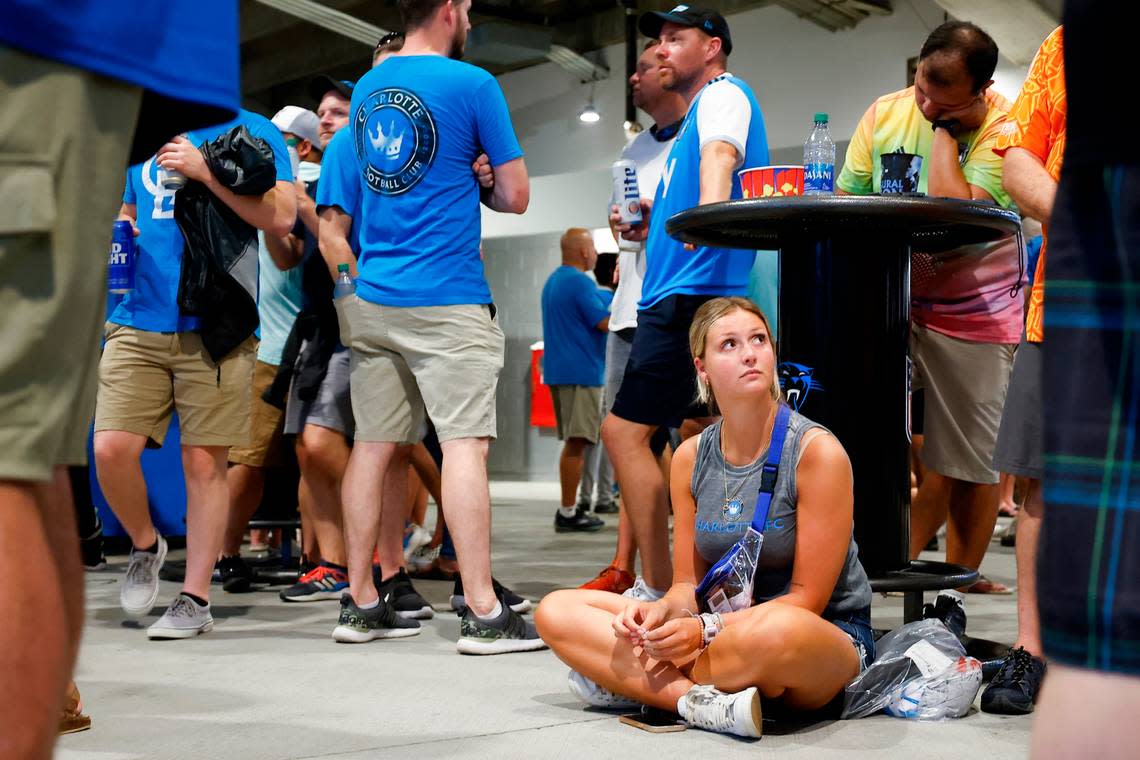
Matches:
[719,407,777,521]
[720,432,748,521]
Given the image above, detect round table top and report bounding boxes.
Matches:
[665,195,1021,253]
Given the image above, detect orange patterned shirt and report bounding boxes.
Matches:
[995,27,1066,342]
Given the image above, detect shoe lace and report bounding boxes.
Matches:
[126,551,156,585]
[1000,647,1032,685]
[686,686,735,731]
[300,564,340,584]
[167,595,198,620]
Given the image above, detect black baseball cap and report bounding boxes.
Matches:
[642,4,729,55]
[308,75,354,103]
[639,5,732,55]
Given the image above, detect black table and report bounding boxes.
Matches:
[667,195,1021,620]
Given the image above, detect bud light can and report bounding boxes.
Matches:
[107,220,136,294]
[612,159,643,226]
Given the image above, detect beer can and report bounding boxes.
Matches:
[107,220,136,294]
[160,167,187,191]
[612,159,643,226]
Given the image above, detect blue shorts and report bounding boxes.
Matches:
[831,608,876,672]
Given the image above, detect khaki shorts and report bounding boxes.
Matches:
[228,360,287,466]
[0,46,141,481]
[337,295,504,443]
[911,323,1015,484]
[551,385,603,443]
[96,325,257,448]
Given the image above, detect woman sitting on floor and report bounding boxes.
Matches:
[536,297,874,738]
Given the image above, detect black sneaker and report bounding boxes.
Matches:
[217,554,255,593]
[456,598,547,655]
[332,593,421,643]
[79,523,106,571]
[379,568,434,619]
[449,575,532,614]
[555,507,604,533]
[593,501,620,514]
[922,590,967,639]
[981,647,1046,714]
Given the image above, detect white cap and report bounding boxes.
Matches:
[271,106,320,147]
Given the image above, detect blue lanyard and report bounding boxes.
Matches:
[749,403,791,533]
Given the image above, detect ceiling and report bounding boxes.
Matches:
[240,0,895,113]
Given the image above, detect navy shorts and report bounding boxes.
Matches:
[610,294,715,428]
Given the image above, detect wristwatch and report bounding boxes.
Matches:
[931,118,961,136]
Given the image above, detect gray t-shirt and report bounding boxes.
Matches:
[691,409,872,620]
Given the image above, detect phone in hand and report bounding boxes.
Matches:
[619,708,686,733]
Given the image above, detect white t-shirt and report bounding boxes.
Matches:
[610,124,678,331]
[694,75,752,170]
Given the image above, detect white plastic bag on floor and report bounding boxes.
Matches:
[841,619,983,720]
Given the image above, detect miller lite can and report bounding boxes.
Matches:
[612,159,643,226]
[107,220,136,294]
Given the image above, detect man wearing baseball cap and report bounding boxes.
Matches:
[598,3,771,732]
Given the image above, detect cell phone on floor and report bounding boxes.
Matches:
[619,708,686,733]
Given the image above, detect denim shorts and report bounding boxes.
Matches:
[831,608,875,671]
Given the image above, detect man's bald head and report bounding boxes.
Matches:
[560,227,598,271]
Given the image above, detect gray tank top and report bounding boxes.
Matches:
[691,410,872,620]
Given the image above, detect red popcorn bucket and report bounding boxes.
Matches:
[738,165,805,199]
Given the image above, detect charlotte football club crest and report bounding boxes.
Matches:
[722,497,745,521]
[354,87,437,195]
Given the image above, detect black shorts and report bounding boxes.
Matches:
[610,294,714,428]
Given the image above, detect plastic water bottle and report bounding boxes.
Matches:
[803,113,835,195]
[333,263,354,299]
[287,143,301,179]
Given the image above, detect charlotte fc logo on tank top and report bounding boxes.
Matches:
[354,87,437,195]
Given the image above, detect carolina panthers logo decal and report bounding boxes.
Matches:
[778,362,824,411]
[354,87,437,195]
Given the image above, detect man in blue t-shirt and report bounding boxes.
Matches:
[319,0,538,654]
[541,229,611,534]
[604,7,770,600]
[0,2,239,750]
[93,110,295,642]
[220,105,322,592]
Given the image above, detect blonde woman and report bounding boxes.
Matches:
[536,297,873,737]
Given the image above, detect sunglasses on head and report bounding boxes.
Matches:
[374,31,404,52]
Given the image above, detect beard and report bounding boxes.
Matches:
[448,27,467,60]
[659,64,696,94]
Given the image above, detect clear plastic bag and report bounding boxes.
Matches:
[841,619,983,720]
[696,526,763,614]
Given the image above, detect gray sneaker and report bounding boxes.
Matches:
[457,599,547,655]
[120,534,168,617]
[147,594,214,639]
[676,684,762,738]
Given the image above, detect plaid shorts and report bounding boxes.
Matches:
[1038,164,1140,676]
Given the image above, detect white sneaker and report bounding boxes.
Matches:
[676,684,762,738]
[120,534,168,617]
[147,594,214,639]
[622,577,665,602]
[403,523,433,562]
[408,544,440,572]
[568,670,640,710]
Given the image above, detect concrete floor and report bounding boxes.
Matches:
[60,481,1032,759]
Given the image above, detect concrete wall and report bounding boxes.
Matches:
[483,233,565,478]
[482,0,1033,478]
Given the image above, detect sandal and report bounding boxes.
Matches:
[964,575,1014,594]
